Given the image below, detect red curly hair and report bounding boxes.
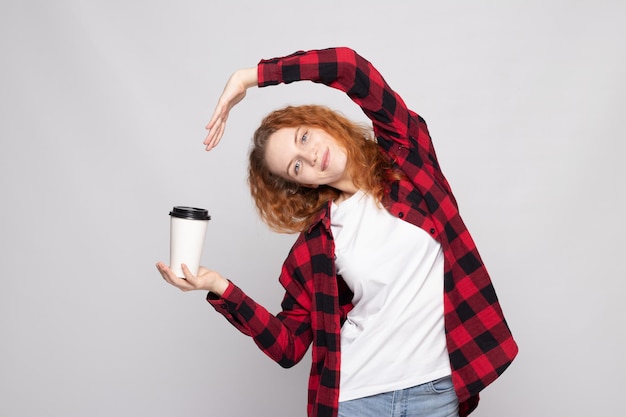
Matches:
[248,105,401,233]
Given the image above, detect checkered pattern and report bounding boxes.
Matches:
[208,47,518,417]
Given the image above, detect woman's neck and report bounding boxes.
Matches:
[333,187,359,205]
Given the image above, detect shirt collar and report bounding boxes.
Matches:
[306,200,332,235]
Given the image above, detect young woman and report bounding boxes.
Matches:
[156,47,518,417]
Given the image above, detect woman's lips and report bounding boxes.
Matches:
[321,149,330,171]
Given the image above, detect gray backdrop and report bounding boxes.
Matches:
[1,1,624,416]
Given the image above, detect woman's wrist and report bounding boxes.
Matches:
[209,274,230,297]
[235,67,258,90]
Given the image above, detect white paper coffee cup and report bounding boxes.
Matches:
[169,206,211,277]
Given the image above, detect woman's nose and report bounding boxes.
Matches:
[305,150,317,166]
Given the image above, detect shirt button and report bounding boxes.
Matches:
[430,228,436,234]
[398,212,404,218]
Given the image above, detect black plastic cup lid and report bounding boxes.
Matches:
[169,206,211,220]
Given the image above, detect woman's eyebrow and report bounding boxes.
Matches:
[294,127,300,146]
[286,127,300,175]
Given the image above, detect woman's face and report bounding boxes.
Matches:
[265,126,352,191]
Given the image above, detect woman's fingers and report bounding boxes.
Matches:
[204,119,225,151]
[156,262,194,291]
[205,102,225,131]
[181,263,198,284]
[204,106,228,150]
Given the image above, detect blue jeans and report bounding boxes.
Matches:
[338,376,459,417]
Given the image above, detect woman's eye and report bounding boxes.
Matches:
[301,133,308,143]
[294,160,301,175]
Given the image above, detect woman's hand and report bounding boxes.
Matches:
[156,262,229,296]
[203,67,258,151]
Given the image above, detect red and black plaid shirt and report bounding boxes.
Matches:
[208,47,518,417]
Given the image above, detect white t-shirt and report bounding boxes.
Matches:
[331,190,451,402]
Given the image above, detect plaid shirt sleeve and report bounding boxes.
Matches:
[206,239,314,368]
[258,47,412,138]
